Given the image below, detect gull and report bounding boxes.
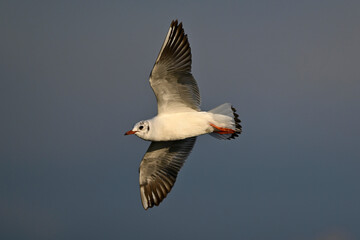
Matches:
[125,20,242,210]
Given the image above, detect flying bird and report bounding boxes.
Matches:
[125,20,242,210]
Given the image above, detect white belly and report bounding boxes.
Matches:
[149,112,214,141]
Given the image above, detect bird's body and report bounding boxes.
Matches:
[141,110,234,141]
[146,112,213,141]
[125,20,242,210]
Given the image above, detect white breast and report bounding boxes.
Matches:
[148,112,214,141]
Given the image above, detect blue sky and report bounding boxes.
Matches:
[1,1,360,239]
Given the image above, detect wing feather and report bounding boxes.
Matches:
[150,20,201,114]
[139,137,196,210]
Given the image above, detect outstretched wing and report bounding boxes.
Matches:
[149,20,201,114]
[139,137,196,210]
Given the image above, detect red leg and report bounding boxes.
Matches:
[209,123,236,134]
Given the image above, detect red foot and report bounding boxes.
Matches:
[210,123,235,134]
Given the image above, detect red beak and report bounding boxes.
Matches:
[124,130,137,135]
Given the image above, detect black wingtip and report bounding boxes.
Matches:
[171,19,179,26]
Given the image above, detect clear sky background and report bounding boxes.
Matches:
[1,1,360,239]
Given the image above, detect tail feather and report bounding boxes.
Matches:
[209,103,242,140]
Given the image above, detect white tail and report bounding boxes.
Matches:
[209,103,242,140]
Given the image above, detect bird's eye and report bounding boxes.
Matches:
[139,126,144,130]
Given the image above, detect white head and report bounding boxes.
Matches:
[125,120,151,140]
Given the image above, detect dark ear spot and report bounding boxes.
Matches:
[147,126,150,131]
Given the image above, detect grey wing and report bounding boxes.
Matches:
[150,20,201,114]
[139,137,196,210]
